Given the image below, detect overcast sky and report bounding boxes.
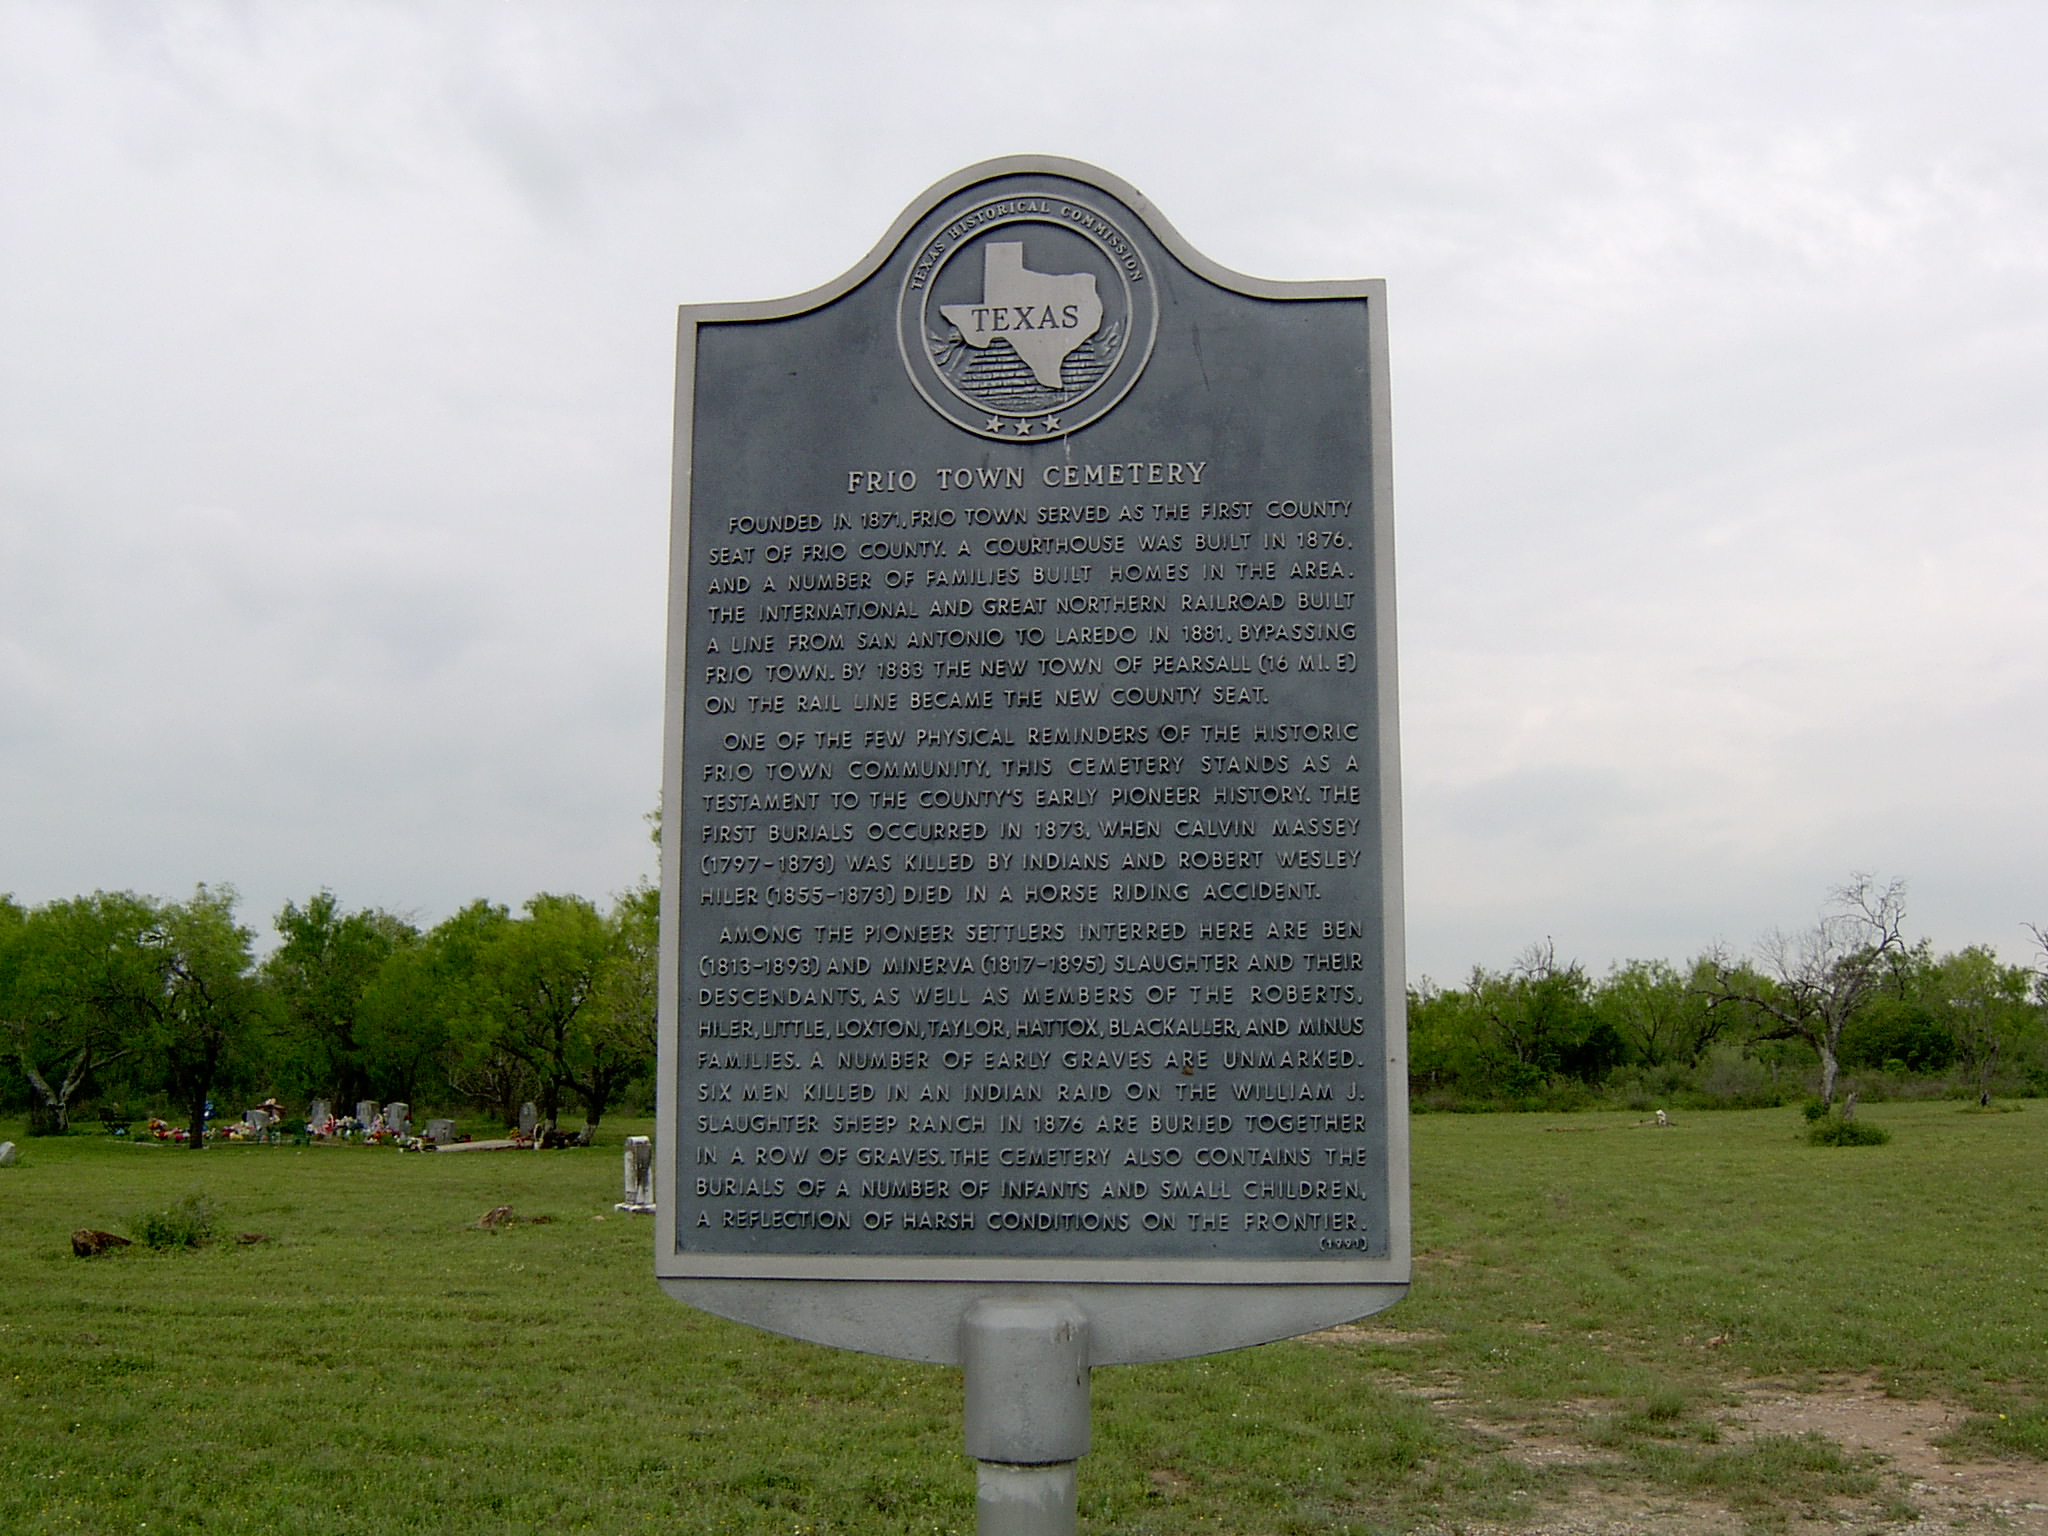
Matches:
[1,1,2042,981]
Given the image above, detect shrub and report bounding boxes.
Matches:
[1807,1116,1890,1147]
[1801,1098,1831,1122]
[127,1192,220,1250]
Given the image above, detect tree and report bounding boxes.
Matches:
[1704,874,1909,1108]
[1404,977,1490,1096]
[1838,939,1955,1074]
[1930,945,2034,1106]
[1597,957,1726,1068]
[0,892,161,1133]
[575,883,660,1123]
[458,889,660,1136]
[265,891,417,1104]
[365,899,506,1108]
[1478,941,1624,1087]
[1402,942,1625,1100]
[1908,937,2039,1105]
[466,893,618,1134]
[447,1042,539,1130]
[595,884,659,1056]
[141,885,275,1149]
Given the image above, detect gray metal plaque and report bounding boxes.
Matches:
[656,158,1407,1357]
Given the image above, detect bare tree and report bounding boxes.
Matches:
[1704,874,1909,1108]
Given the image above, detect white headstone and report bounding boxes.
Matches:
[245,1109,271,1131]
[308,1098,331,1128]
[385,1102,410,1138]
[355,1100,377,1129]
[619,1136,655,1212]
[518,1102,538,1135]
[425,1118,455,1144]
[0,1142,17,1167]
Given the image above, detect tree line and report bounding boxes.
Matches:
[0,882,656,1146]
[1412,878,2048,1111]
[6,872,2042,1139]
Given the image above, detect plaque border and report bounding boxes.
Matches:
[657,156,1407,1316]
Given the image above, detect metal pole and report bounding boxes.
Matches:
[960,1297,1090,1536]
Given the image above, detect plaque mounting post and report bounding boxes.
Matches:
[961,1297,1090,1536]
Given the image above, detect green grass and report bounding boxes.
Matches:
[2,1100,2043,1533]
[1941,1404,2048,1461]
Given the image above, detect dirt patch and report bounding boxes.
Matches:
[1389,1370,2048,1533]
[1408,1490,1749,1536]
[1726,1374,2048,1531]
[1301,1323,1446,1346]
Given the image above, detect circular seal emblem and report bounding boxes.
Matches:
[898,194,1157,440]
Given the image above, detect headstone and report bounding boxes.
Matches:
[385,1102,410,1138]
[308,1098,331,1128]
[355,1100,377,1129]
[656,157,1407,1529]
[619,1136,655,1212]
[244,1109,271,1132]
[0,1142,17,1167]
[425,1118,456,1144]
[518,1102,538,1136]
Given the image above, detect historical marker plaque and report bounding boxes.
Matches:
[657,158,1406,1360]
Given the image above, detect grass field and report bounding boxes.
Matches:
[3,1101,2044,1535]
